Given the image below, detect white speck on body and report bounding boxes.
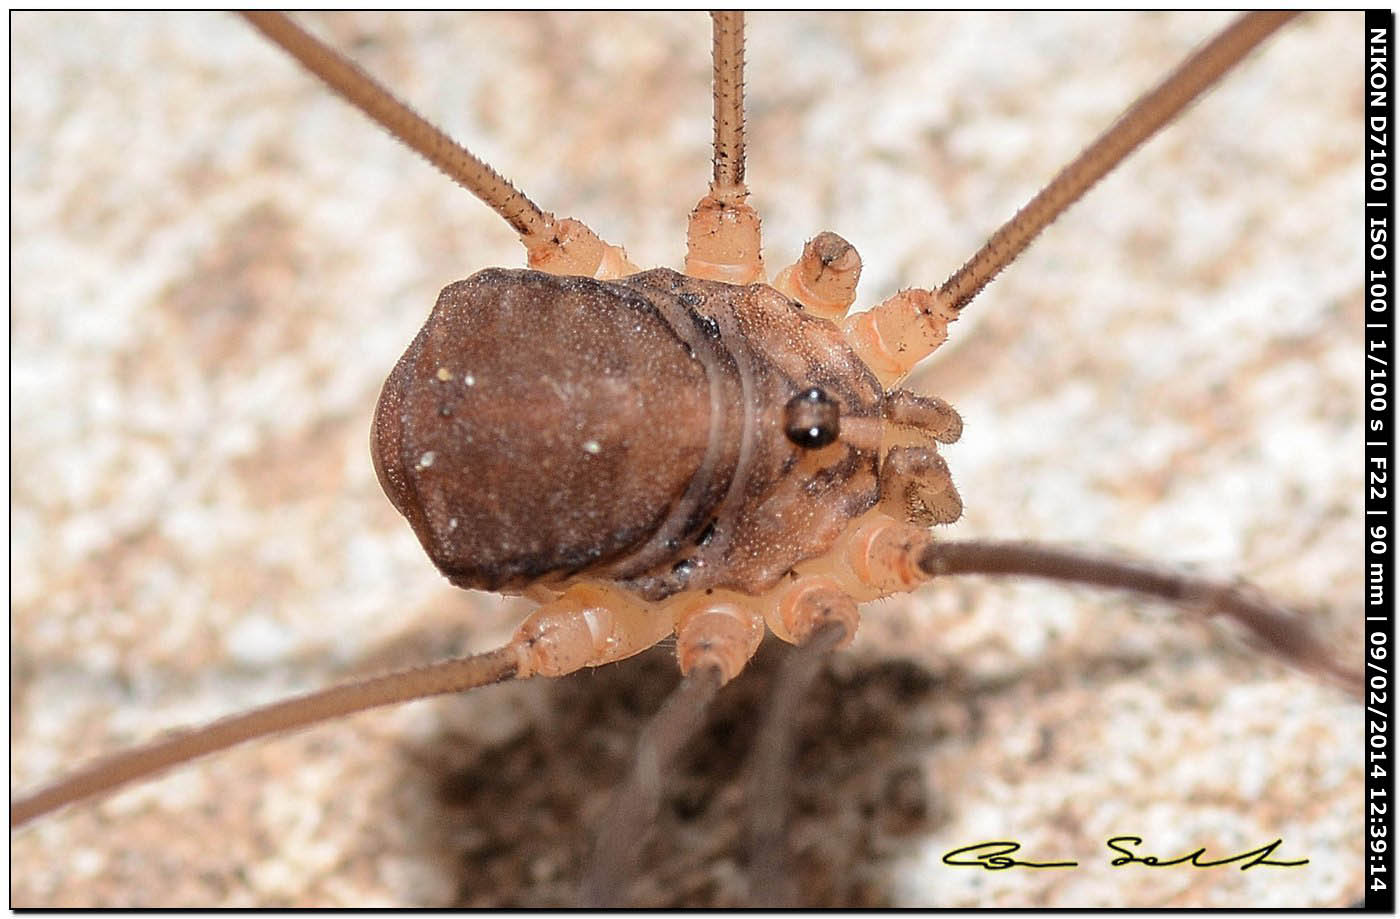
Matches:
[583,440,601,455]
[448,517,458,531]
[464,374,476,387]
[418,451,436,469]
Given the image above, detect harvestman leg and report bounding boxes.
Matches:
[844,12,1304,381]
[919,539,1361,694]
[684,11,763,285]
[579,666,723,907]
[742,622,849,907]
[242,12,637,280]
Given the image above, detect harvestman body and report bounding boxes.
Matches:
[11,11,1363,906]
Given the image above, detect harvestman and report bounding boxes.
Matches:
[10,10,1360,907]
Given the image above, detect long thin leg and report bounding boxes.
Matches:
[580,664,725,907]
[918,538,1362,696]
[241,13,634,278]
[846,12,1297,382]
[936,11,1296,313]
[686,11,764,283]
[742,622,848,907]
[11,645,520,827]
[709,11,748,201]
[13,578,687,830]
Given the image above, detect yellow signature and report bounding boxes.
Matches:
[942,837,1308,871]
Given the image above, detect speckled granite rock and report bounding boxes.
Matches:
[12,12,1363,907]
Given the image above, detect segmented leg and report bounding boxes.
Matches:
[581,664,724,907]
[242,12,636,279]
[576,584,858,905]
[761,510,1359,701]
[843,286,958,385]
[11,644,521,827]
[910,537,1362,695]
[685,12,764,284]
[800,513,1358,695]
[672,595,768,683]
[844,12,1297,387]
[512,583,674,677]
[742,621,849,907]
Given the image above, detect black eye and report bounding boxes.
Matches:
[783,387,840,449]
